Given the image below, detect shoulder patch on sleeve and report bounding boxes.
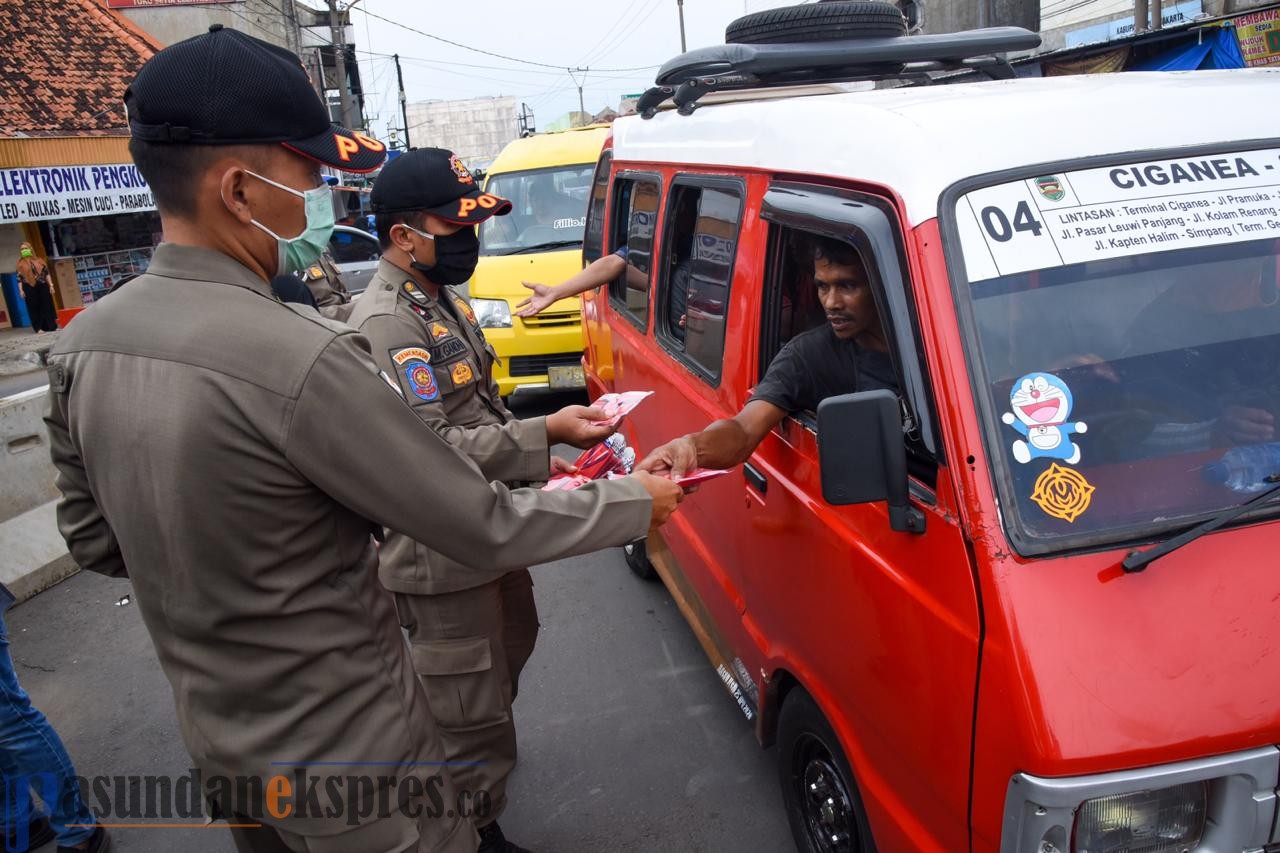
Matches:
[390,347,439,402]
[47,363,67,393]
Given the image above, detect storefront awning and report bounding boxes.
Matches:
[1130,26,1247,71]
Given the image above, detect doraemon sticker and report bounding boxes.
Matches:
[1002,372,1087,465]
[391,347,439,402]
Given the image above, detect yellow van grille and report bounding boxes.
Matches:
[520,311,580,328]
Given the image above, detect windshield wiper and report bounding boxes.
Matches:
[1122,474,1280,573]
[501,240,582,256]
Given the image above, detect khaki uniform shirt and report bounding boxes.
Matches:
[44,243,651,835]
[348,259,547,594]
[303,251,353,323]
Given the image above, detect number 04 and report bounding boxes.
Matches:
[981,201,1044,242]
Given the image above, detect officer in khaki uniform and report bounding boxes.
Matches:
[301,249,352,316]
[347,149,616,853]
[44,27,683,853]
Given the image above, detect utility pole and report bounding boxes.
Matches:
[1135,0,1149,33]
[1151,0,1163,29]
[677,0,687,52]
[327,0,354,129]
[394,53,410,148]
[569,67,588,126]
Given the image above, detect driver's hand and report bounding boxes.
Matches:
[1216,406,1275,444]
[637,436,698,481]
[515,282,556,317]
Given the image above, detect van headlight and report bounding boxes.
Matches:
[998,747,1278,853]
[1073,782,1206,853]
[470,299,511,328]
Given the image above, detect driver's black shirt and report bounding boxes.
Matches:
[750,323,897,413]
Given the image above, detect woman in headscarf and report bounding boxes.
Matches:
[14,242,58,332]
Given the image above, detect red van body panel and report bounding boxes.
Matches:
[582,153,1280,851]
[587,163,984,849]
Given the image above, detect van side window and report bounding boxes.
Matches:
[759,224,938,485]
[656,180,743,384]
[582,150,612,264]
[608,175,661,330]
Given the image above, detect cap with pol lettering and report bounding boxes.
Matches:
[370,148,513,225]
[124,25,386,173]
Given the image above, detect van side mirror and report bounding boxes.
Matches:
[817,391,925,534]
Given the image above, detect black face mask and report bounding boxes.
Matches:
[411,227,479,287]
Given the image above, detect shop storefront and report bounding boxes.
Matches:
[1,137,158,317]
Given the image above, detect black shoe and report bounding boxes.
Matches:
[477,821,532,853]
[55,825,111,853]
[5,816,56,852]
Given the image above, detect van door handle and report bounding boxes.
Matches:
[744,463,767,495]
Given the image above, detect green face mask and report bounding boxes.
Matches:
[20,248,33,258]
[243,170,335,275]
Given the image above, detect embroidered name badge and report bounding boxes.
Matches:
[391,347,439,402]
[431,338,467,363]
[451,361,475,387]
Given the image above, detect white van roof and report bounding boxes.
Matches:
[610,69,1280,226]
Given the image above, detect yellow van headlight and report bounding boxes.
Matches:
[1073,782,1207,853]
[471,298,511,329]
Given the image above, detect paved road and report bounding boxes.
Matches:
[6,389,794,853]
[0,370,46,399]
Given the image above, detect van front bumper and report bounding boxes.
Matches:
[1000,746,1279,852]
[482,313,586,398]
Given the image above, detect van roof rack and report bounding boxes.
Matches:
[637,27,1041,118]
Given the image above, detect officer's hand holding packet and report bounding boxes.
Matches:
[545,391,730,491]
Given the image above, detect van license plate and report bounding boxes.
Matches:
[548,365,585,389]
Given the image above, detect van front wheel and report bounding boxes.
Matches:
[623,539,659,581]
[777,690,875,853]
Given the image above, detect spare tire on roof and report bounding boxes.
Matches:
[725,1,908,45]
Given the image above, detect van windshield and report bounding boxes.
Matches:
[950,145,1280,553]
[479,165,595,256]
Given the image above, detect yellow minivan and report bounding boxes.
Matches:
[471,125,610,398]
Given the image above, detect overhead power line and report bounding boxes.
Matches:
[575,0,645,67]
[355,6,659,73]
[582,0,666,68]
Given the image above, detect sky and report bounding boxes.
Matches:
[336,0,766,143]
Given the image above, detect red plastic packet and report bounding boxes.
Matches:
[542,436,633,491]
[671,468,731,487]
[590,391,654,427]
[541,474,593,491]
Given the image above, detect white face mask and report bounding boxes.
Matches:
[241,170,335,275]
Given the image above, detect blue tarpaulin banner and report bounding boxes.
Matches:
[1132,26,1247,70]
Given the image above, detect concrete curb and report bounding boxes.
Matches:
[5,554,78,604]
[0,500,77,604]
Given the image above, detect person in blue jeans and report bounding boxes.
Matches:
[1,584,109,853]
